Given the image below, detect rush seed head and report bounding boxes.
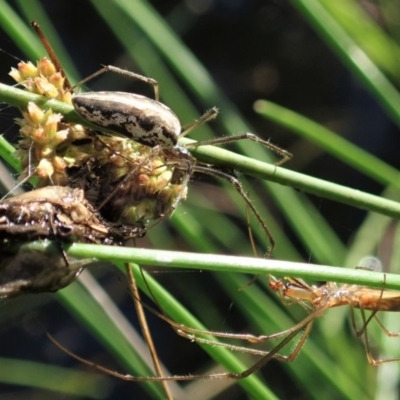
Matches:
[10,59,82,185]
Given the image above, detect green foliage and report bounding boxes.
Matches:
[0,1,400,399]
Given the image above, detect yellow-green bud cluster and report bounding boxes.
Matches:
[91,136,187,224]
[10,58,71,103]
[10,58,84,186]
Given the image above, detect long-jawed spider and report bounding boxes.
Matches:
[5,21,294,398]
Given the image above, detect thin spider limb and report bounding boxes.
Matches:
[185,132,292,166]
[30,21,73,91]
[39,306,318,381]
[125,263,173,399]
[372,316,400,338]
[347,274,400,365]
[36,260,326,383]
[193,164,275,257]
[130,267,325,363]
[180,107,218,137]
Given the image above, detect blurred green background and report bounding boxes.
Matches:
[0,0,400,399]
